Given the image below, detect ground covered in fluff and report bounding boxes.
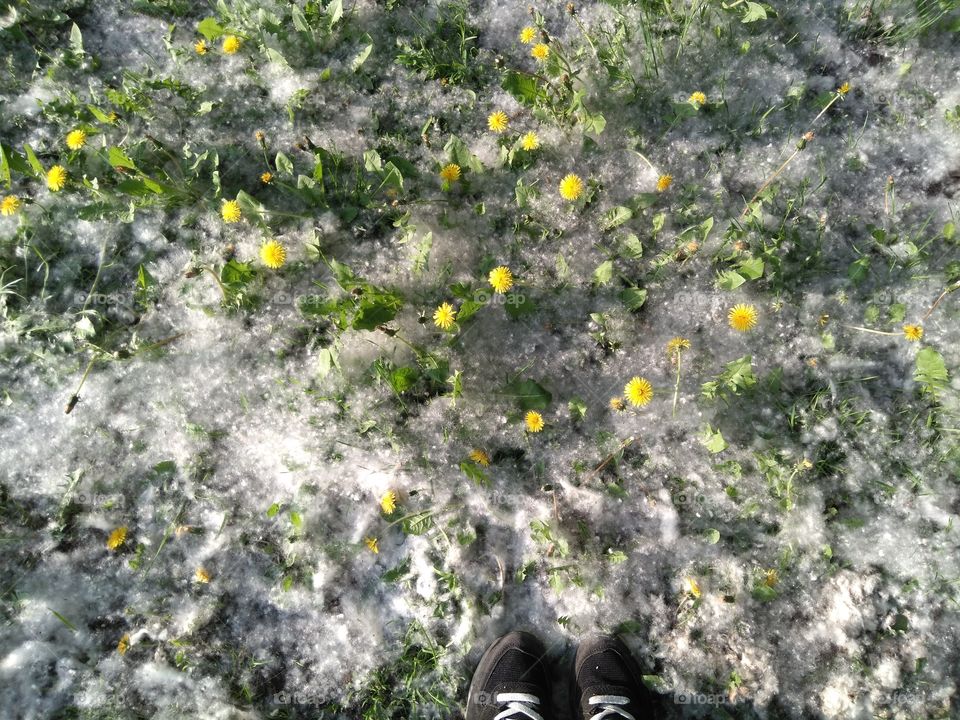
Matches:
[1,0,960,718]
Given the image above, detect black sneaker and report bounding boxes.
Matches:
[467,631,552,720]
[572,635,654,720]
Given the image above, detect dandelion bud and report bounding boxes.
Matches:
[566,2,577,15]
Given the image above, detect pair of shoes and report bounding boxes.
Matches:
[466,631,654,720]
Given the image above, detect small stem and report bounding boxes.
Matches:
[844,325,898,336]
[65,353,99,414]
[923,281,960,321]
[672,355,683,419]
[202,266,229,301]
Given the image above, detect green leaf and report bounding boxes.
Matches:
[351,35,373,72]
[197,17,225,41]
[444,135,484,174]
[108,146,137,170]
[275,151,294,177]
[220,259,254,288]
[289,511,303,529]
[266,502,281,518]
[389,366,419,394]
[23,143,43,176]
[87,104,113,123]
[353,290,403,330]
[402,511,433,536]
[502,70,545,106]
[327,0,344,28]
[69,23,84,56]
[580,110,606,135]
[593,259,615,286]
[317,347,339,377]
[504,378,552,411]
[137,264,154,290]
[619,234,643,259]
[699,425,728,454]
[738,256,764,280]
[716,270,746,290]
[600,206,632,231]
[382,557,410,582]
[619,286,647,312]
[459,461,489,486]
[915,347,948,394]
[0,143,10,188]
[742,1,767,22]
[705,528,721,544]
[848,256,870,284]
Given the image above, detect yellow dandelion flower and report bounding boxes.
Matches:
[487,110,509,133]
[117,633,130,655]
[195,39,208,55]
[838,82,851,95]
[763,569,778,587]
[106,526,127,550]
[903,324,923,342]
[46,165,67,192]
[439,163,461,183]
[520,131,540,151]
[519,26,536,44]
[66,129,87,150]
[488,265,513,293]
[683,576,701,598]
[469,448,490,466]
[222,35,241,54]
[365,537,379,554]
[260,240,287,269]
[656,174,673,192]
[525,410,545,433]
[221,199,241,223]
[1,195,21,216]
[194,567,211,583]
[609,396,626,412]
[531,43,550,61]
[688,91,707,106]
[666,337,691,356]
[260,171,273,184]
[107,111,118,124]
[624,376,653,407]
[433,302,457,330]
[728,303,758,332]
[380,490,397,514]
[558,173,584,201]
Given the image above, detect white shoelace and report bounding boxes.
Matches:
[587,694,636,720]
[494,692,544,720]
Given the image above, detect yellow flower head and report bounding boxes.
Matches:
[666,337,691,357]
[106,526,128,550]
[260,240,287,269]
[838,82,851,96]
[66,129,87,150]
[195,39,208,55]
[488,265,513,293]
[559,173,584,201]
[903,324,923,342]
[222,35,241,54]
[221,199,241,223]
[531,43,550,61]
[439,163,461,183]
[380,490,397,514]
[117,633,130,655]
[47,165,67,192]
[520,131,540,151]
[683,576,701,598]
[525,410,545,433]
[1,195,21,216]
[728,303,758,332]
[688,91,707,106]
[519,26,536,44]
[194,567,211,583]
[488,110,509,133]
[624,376,653,407]
[433,302,457,330]
[609,396,626,412]
[469,448,490,466]
[656,174,673,192]
[365,537,379,554]
[260,171,273,184]
[763,569,779,587]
